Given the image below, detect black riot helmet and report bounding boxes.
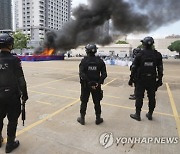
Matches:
[85,44,98,55]
[141,36,154,48]
[0,33,14,49]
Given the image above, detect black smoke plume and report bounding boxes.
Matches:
[42,0,180,52]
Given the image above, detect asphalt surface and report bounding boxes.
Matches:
[1,58,180,154]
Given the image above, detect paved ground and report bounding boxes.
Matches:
[1,58,180,154]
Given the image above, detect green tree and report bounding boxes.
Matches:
[137,44,155,49]
[13,31,30,49]
[137,44,143,49]
[115,40,128,44]
[168,40,180,57]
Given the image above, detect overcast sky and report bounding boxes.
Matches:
[72,0,88,7]
[72,0,180,39]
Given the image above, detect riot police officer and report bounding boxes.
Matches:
[0,33,28,153]
[128,36,163,121]
[129,48,142,100]
[77,44,107,125]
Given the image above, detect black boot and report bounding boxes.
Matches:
[129,94,136,100]
[130,110,141,121]
[0,135,3,148]
[5,137,20,153]
[95,114,103,125]
[146,111,153,120]
[77,114,85,125]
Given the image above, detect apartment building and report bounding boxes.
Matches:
[14,0,71,47]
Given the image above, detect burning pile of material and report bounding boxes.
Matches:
[40,48,55,56]
[19,48,63,61]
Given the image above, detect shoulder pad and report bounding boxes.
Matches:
[81,56,87,61]
[83,56,88,60]
[153,50,161,55]
[96,56,102,61]
[81,56,89,63]
[154,49,158,52]
[157,51,162,57]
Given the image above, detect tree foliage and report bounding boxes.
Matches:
[168,40,180,56]
[137,44,155,49]
[13,31,30,49]
[137,44,143,49]
[116,40,128,44]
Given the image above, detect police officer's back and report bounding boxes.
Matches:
[0,33,28,153]
[77,44,107,125]
[129,36,163,121]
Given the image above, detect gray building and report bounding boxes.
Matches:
[127,38,180,56]
[0,0,12,32]
[14,0,72,47]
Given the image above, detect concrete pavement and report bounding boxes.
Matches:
[1,58,180,154]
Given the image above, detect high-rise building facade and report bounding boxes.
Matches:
[0,0,12,32]
[14,0,71,46]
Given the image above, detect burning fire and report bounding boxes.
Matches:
[40,48,55,56]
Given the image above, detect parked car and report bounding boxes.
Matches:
[162,54,168,59]
[174,55,180,59]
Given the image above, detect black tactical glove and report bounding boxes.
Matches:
[88,81,99,90]
[156,79,163,91]
[22,90,28,102]
[128,79,134,86]
[22,94,28,102]
[157,79,163,87]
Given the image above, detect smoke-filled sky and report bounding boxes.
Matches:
[43,0,180,51]
[72,0,180,39]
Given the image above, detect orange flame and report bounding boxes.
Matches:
[40,48,55,56]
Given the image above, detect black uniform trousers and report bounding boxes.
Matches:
[80,83,102,115]
[0,94,21,138]
[135,79,156,112]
